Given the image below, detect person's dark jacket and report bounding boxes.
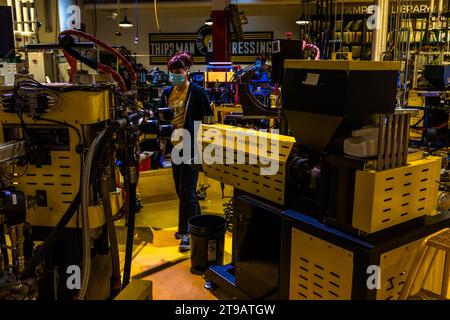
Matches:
[160,82,213,164]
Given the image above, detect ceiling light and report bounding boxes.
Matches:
[296,13,311,25]
[204,17,213,26]
[119,16,133,28]
[296,19,311,25]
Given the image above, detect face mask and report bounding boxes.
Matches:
[169,73,186,86]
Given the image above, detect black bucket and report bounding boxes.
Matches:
[188,215,226,275]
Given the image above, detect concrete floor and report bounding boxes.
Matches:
[116,169,233,300]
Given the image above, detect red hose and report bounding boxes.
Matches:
[97,63,128,92]
[63,50,78,83]
[59,30,137,91]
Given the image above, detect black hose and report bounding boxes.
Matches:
[20,193,81,280]
[59,34,99,70]
[122,181,137,288]
[99,172,121,298]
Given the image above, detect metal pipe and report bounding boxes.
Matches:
[15,0,23,33]
[372,0,390,60]
[428,0,435,45]
[22,5,29,34]
[447,0,450,52]
[391,114,400,168]
[397,114,405,167]
[30,7,35,33]
[402,113,410,165]
[85,0,300,9]
[393,0,399,59]
[377,115,387,171]
[77,128,108,300]
[384,115,394,169]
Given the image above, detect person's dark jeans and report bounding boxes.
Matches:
[172,163,201,234]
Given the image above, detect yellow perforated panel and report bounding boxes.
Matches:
[0,88,113,228]
[199,124,295,205]
[353,156,441,234]
[289,228,354,300]
[13,149,85,227]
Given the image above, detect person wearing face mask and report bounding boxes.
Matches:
[160,52,213,252]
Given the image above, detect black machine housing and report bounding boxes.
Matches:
[282,62,400,233]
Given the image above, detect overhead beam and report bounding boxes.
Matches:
[211,0,231,62]
[83,0,300,10]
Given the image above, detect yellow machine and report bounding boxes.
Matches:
[0,86,122,229]
[199,124,295,205]
[199,123,450,300]
[288,227,449,300]
[0,78,148,300]
[280,60,450,300]
[199,124,442,234]
[0,29,157,301]
[200,60,450,300]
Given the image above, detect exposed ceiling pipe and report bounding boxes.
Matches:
[154,0,161,32]
[84,0,300,10]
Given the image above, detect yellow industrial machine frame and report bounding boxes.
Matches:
[288,227,447,300]
[277,58,450,301]
[289,228,354,300]
[198,123,441,235]
[198,124,295,205]
[353,155,442,234]
[0,86,121,228]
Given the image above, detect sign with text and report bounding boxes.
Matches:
[339,2,431,14]
[149,27,273,65]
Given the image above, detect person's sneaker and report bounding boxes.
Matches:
[174,231,184,240]
[179,235,191,252]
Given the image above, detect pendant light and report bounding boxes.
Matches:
[296,0,311,25]
[119,15,133,28]
[204,16,213,26]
